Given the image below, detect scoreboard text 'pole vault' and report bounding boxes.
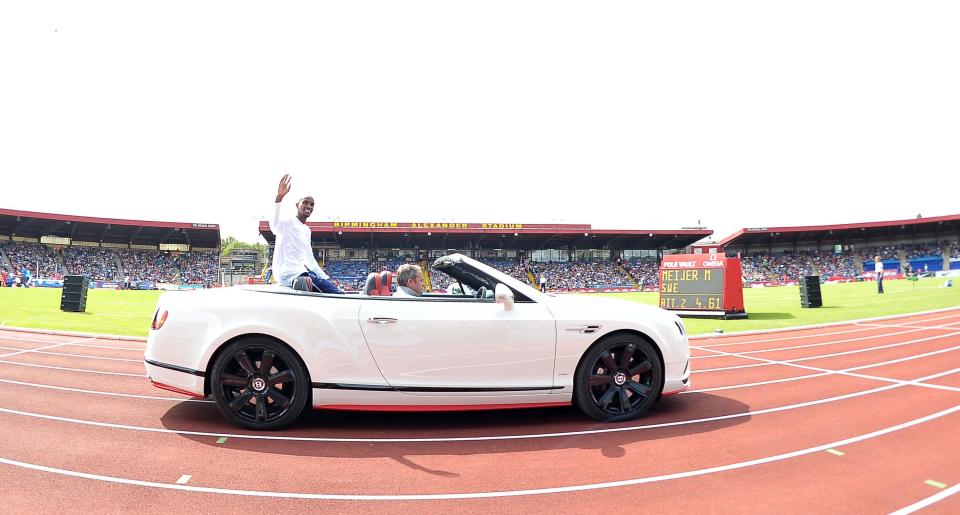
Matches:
[659,253,748,319]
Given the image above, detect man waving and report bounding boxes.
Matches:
[269,174,342,293]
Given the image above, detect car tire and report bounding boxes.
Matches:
[210,337,310,430]
[573,333,664,422]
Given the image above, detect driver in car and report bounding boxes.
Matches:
[394,264,424,297]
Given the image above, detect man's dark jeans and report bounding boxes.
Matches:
[300,271,343,294]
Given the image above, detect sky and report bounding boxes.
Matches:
[1,1,957,246]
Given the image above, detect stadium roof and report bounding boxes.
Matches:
[718,213,960,248]
[0,208,220,248]
[258,220,712,251]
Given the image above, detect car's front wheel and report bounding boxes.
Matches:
[573,334,663,421]
[210,338,309,430]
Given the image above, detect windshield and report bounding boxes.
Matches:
[429,262,491,293]
[430,257,533,301]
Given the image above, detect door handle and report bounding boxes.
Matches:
[367,317,398,325]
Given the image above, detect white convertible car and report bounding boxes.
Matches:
[145,254,690,429]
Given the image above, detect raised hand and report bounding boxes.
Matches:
[276,174,292,203]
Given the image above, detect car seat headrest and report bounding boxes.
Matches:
[291,276,312,292]
[379,271,393,296]
[364,272,381,296]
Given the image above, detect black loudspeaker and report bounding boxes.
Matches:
[799,275,822,308]
[61,275,88,312]
[63,275,86,286]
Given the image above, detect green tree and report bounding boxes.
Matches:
[220,237,267,259]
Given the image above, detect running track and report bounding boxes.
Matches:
[1,309,959,513]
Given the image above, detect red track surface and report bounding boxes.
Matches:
[2,309,960,513]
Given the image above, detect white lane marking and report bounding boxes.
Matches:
[0,327,146,343]
[0,334,144,352]
[0,378,212,403]
[858,323,960,331]
[0,343,69,359]
[693,331,960,373]
[1,403,959,500]
[0,360,147,377]
[890,481,960,515]
[694,326,880,348]
[63,342,144,352]
[0,367,957,444]
[693,312,960,348]
[688,343,960,393]
[0,338,95,359]
[694,346,960,393]
[0,346,142,363]
[176,475,192,485]
[690,322,960,359]
[0,334,94,345]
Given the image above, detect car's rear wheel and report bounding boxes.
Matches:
[573,334,663,421]
[210,338,309,430]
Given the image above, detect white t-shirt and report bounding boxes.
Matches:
[874,261,883,274]
[269,202,329,287]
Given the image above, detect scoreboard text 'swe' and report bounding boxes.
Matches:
[658,253,747,319]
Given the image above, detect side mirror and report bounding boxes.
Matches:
[495,283,514,311]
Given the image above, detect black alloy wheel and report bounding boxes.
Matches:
[573,334,663,421]
[211,338,309,430]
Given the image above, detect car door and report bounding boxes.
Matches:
[357,297,557,394]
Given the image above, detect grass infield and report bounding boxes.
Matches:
[604,277,959,335]
[0,277,957,338]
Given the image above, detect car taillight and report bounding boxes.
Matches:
[151,309,168,330]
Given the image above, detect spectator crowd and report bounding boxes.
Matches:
[0,241,219,287]
[4,240,956,290]
[528,261,634,290]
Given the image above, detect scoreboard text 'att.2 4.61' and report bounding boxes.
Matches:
[658,253,747,319]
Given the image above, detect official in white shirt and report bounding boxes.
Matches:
[874,255,884,294]
[269,174,342,293]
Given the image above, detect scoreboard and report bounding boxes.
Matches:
[659,253,747,319]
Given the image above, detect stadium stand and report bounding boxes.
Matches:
[627,259,660,290]
[428,266,456,291]
[4,209,958,291]
[63,246,121,281]
[2,241,61,280]
[528,261,635,290]
[499,262,534,285]
[177,250,219,286]
[117,249,173,283]
[324,260,370,292]
[0,209,221,288]
[809,251,859,280]
[370,258,407,274]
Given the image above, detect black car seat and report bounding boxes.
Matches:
[291,276,313,292]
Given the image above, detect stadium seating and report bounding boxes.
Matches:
[2,238,953,291]
[324,260,369,291]
[64,247,121,281]
[528,261,635,290]
[3,241,61,280]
